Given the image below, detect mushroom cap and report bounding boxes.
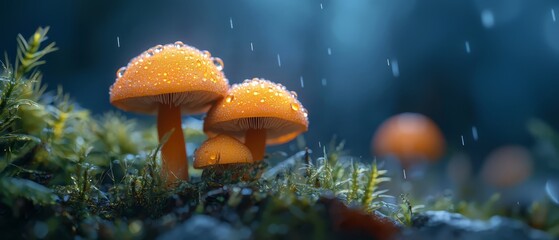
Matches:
[481,145,533,188]
[372,113,445,163]
[110,42,229,115]
[203,78,309,145]
[193,134,254,169]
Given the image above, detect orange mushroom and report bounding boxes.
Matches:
[110,42,229,182]
[194,134,255,181]
[193,134,254,169]
[480,145,533,188]
[203,78,309,161]
[372,113,445,167]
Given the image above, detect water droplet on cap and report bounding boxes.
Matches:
[174,41,185,48]
[225,95,234,103]
[290,91,298,98]
[154,45,163,53]
[291,103,300,111]
[203,50,211,58]
[116,67,126,78]
[212,57,224,71]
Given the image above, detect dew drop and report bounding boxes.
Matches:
[290,91,298,98]
[146,49,155,56]
[210,154,217,160]
[225,95,234,103]
[174,41,185,48]
[253,91,259,96]
[291,103,300,111]
[203,50,211,58]
[302,108,308,117]
[260,98,265,103]
[154,45,164,53]
[212,57,224,71]
[116,67,126,78]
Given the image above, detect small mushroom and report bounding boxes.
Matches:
[193,134,254,168]
[480,145,533,188]
[110,42,229,182]
[194,134,255,181]
[203,78,309,161]
[372,113,445,167]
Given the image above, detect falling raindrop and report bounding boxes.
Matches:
[320,3,323,9]
[277,54,282,67]
[318,142,321,148]
[327,48,332,55]
[212,57,224,71]
[230,17,234,29]
[250,42,254,51]
[403,169,407,180]
[117,36,120,48]
[465,41,471,53]
[321,78,327,86]
[300,76,304,88]
[481,9,495,28]
[174,41,184,48]
[546,179,559,204]
[387,58,390,66]
[116,67,126,78]
[461,135,465,146]
[291,103,300,111]
[391,59,400,77]
[225,95,234,103]
[472,126,478,141]
[552,9,556,22]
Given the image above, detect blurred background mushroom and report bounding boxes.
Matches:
[372,113,445,168]
[480,145,533,189]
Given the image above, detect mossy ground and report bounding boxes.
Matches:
[1,27,558,239]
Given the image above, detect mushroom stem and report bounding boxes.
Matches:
[245,128,266,161]
[157,103,188,182]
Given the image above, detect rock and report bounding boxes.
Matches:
[158,215,250,240]
[405,211,553,240]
